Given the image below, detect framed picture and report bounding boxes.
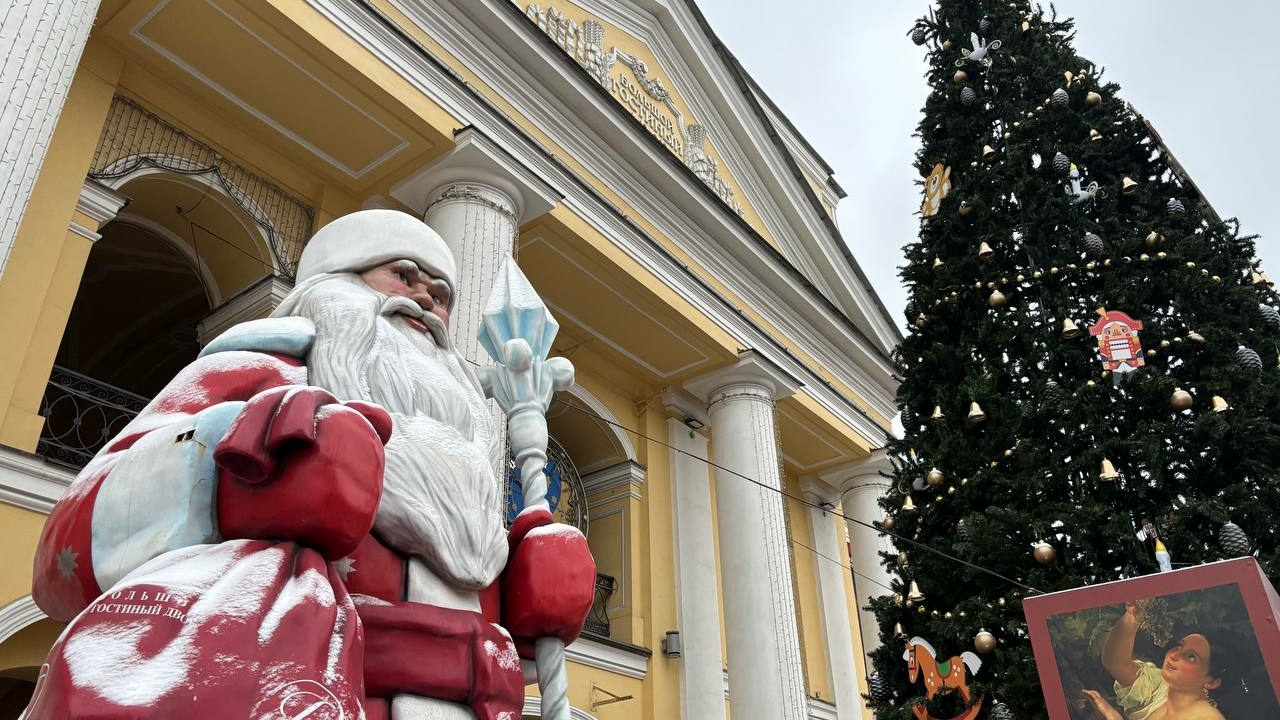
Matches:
[1023,558,1280,720]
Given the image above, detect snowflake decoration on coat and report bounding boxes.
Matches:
[922,164,952,217]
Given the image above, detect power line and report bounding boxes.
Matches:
[549,397,1041,596]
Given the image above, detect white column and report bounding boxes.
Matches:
[685,352,806,720]
[830,450,896,666]
[0,0,101,278]
[423,181,518,365]
[663,386,726,720]
[801,478,861,720]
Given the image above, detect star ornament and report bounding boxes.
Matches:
[57,546,79,579]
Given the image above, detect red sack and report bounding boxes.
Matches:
[22,539,365,720]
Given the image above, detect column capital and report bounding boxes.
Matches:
[798,475,841,506]
[819,447,895,497]
[389,126,560,223]
[683,350,802,405]
[70,179,129,242]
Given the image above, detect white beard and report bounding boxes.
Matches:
[277,274,506,590]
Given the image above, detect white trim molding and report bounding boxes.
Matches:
[0,595,48,645]
[580,460,645,502]
[807,698,839,720]
[0,446,74,513]
[198,274,294,345]
[565,635,648,679]
[522,696,599,720]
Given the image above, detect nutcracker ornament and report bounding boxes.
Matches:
[1089,308,1146,380]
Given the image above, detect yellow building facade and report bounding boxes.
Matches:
[0,1,900,718]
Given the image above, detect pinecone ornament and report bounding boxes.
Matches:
[1236,345,1263,374]
[978,16,992,34]
[990,702,1017,720]
[1261,304,1280,332]
[1051,87,1069,106]
[961,86,977,106]
[1053,152,1071,175]
[911,26,927,45]
[1044,379,1065,407]
[1167,197,1186,215]
[868,673,893,704]
[1220,522,1252,557]
[1083,232,1104,259]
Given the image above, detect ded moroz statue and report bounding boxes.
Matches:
[23,210,597,720]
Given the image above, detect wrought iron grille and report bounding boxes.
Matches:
[87,96,313,280]
[504,434,589,535]
[37,365,149,469]
[584,572,616,637]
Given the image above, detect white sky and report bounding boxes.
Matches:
[694,1,1280,330]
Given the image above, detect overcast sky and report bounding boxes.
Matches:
[694,1,1280,331]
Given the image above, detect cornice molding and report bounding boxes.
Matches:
[0,446,74,513]
[521,696,599,719]
[565,633,649,679]
[684,349,801,403]
[580,460,646,501]
[197,275,294,346]
[307,0,893,447]
[0,595,48,645]
[806,697,838,720]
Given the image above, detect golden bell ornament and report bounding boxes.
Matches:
[974,629,997,654]
[902,495,918,513]
[1146,231,1164,248]
[907,580,926,603]
[981,145,997,162]
[1251,270,1267,286]
[1089,128,1102,142]
[988,289,1007,308]
[1021,20,1030,32]
[1170,387,1194,410]
[1033,541,1058,565]
[896,551,909,567]
[931,405,946,423]
[942,39,953,51]
[977,241,995,262]
[967,401,988,424]
[1086,91,1103,106]
[1212,395,1232,413]
[959,200,975,217]
[933,256,944,268]
[1099,458,1120,481]
[1061,318,1083,339]
[1121,177,1140,195]
[894,622,907,638]
[1187,330,1205,343]
[954,70,969,84]
[926,467,945,487]
[881,515,896,532]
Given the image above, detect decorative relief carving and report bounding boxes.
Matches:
[524,3,745,216]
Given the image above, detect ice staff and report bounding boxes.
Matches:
[478,256,576,720]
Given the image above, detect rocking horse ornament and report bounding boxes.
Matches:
[904,636,986,720]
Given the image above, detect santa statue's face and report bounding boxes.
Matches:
[279,264,507,590]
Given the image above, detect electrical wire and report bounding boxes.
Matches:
[549,396,1042,595]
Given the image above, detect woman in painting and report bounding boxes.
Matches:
[1081,602,1238,720]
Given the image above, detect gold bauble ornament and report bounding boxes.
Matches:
[988,289,1007,308]
[1033,541,1058,565]
[1099,458,1119,481]
[944,611,953,620]
[1170,387,1193,410]
[974,629,998,654]
[881,516,896,532]
[1033,270,1043,279]
[942,39,953,51]
[1146,231,1164,248]
[977,241,995,261]
[897,551,909,567]
[959,200,976,216]
[954,70,969,84]
[926,467,945,486]
[1086,91,1103,105]
[915,313,928,329]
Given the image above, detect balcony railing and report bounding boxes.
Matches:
[37,365,148,469]
[584,572,616,637]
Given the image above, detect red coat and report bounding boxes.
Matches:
[27,320,594,720]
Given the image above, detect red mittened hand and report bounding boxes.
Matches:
[501,507,597,657]
[215,385,393,559]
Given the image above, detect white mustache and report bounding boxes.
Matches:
[380,295,449,348]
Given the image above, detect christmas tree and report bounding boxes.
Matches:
[868,3,1280,719]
